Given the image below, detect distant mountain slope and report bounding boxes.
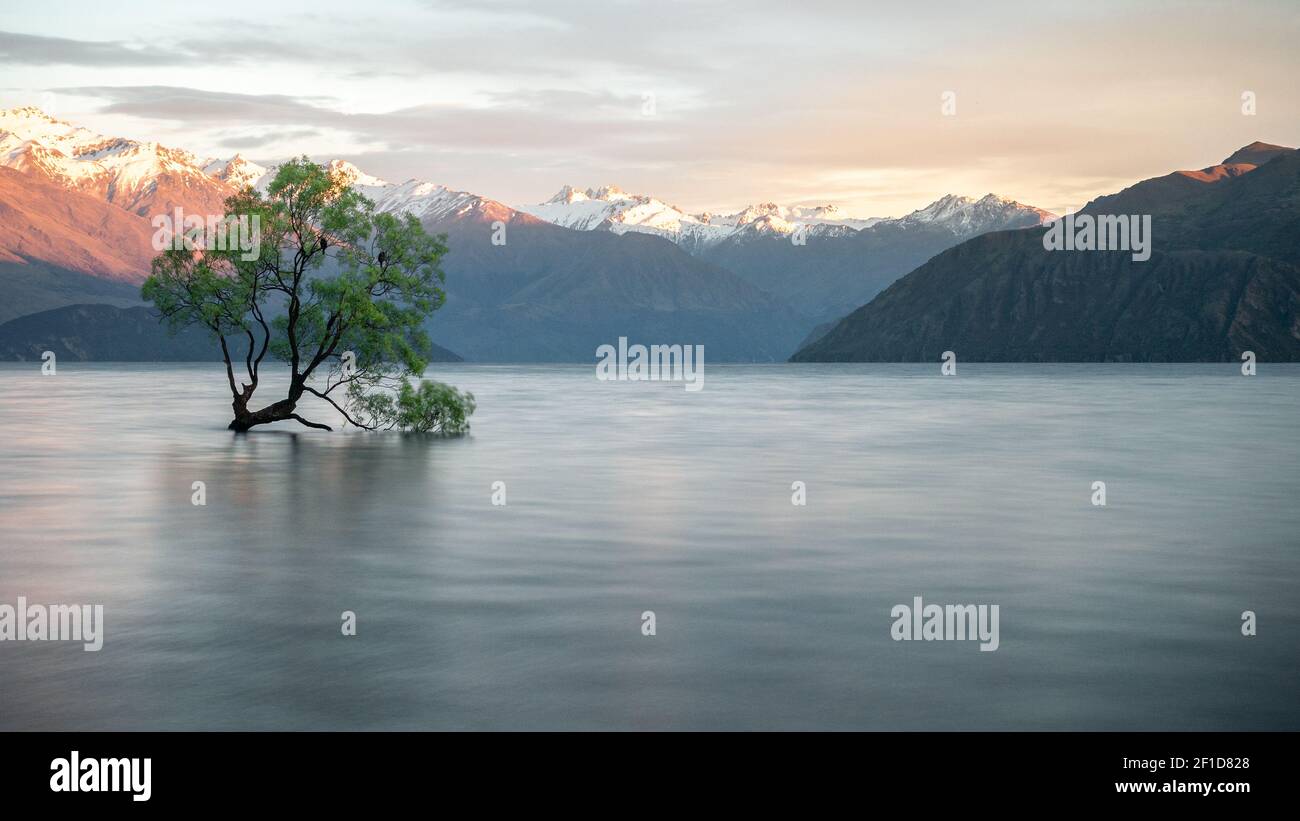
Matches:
[0,304,224,361]
[1222,141,1294,167]
[521,185,1054,323]
[793,145,1300,362]
[0,107,240,318]
[0,260,142,324]
[0,166,155,280]
[1081,142,1292,217]
[0,164,150,321]
[419,208,809,361]
[280,165,812,360]
[0,303,463,362]
[703,194,1053,322]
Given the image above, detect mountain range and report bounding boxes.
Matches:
[4,106,1293,363]
[793,142,1300,362]
[520,184,884,252]
[699,193,1054,324]
[521,185,1054,323]
[0,107,822,360]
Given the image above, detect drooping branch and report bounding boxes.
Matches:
[289,414,333,431]
[301,385,377,430]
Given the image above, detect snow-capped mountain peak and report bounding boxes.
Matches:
[252,160,494,222]
[0,106,100,150]
[520,184,886,250]
[364,178,493,222]
[586,184,630,201]
[0,107,229,213]
[729,203,783,226]
[1,108,1054,263]
[327,159,391,190]
[545,184,636,204]
[0,107,502,228]
[523,184,703,237]
[203,154,269,190]
[895,193,1055,233]
[547,185,589,204]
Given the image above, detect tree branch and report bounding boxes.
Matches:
[243,327,257,386]
[250,299,271,373]
[289,414,333,431]
[217,334,239,400]
[301,385,378,430]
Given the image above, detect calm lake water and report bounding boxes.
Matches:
[0,362,1296,730]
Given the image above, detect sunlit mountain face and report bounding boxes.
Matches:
[0,107,1053,341]
[0,109,808,360]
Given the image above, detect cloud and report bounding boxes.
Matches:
[16,0,1300,216]
[0,31,191,67]
[57,86,342,126]
[217,129,323,150]
[58,85,666,156]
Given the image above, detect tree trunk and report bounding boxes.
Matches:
[227,378,331,431]
[229,397,304,431]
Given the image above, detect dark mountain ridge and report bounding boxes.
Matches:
[793,144,1300,362]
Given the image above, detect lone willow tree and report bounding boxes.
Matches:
[144,157,474,433]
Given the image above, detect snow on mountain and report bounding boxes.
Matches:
[371,179,498,222]
[0,108,114,195]
[706,202,881,232]
[0,107,116,180]
[234,155,489,222]
[203,154,269,189]
[325,159,392,192]
[314,160,498,223]
[0,106,224,213]
[893,193,1055,233]
[519,185,885,252]
[1,106,1053,255]
[523,184,726,240]
[520,184,1052,252]
[789,204,884,229]
[0,107,502,228]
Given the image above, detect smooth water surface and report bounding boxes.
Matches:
[0,363,1296,729]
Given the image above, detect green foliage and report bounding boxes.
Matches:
[346,379,476,434]
[141,156,472,433]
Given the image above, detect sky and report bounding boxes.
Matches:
[2,0,1298,217]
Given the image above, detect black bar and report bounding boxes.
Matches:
[4,732,1285,807]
